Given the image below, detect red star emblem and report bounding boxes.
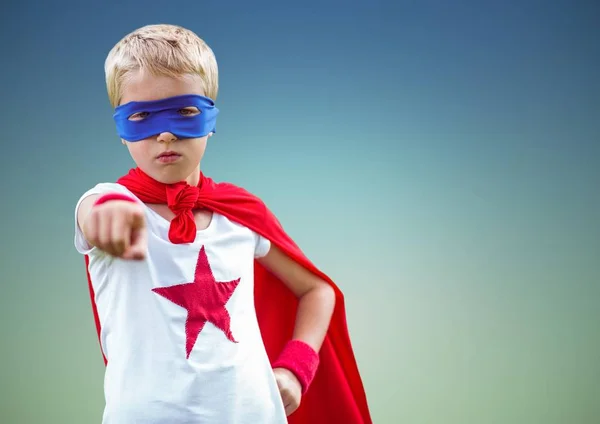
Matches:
[152,246,240,358]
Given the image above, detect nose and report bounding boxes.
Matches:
[157,132,177,143]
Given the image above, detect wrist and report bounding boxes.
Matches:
[93,193,136,207]
[272,339,320,395]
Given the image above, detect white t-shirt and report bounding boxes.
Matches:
[74,183,288,424]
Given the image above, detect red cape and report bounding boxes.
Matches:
[84,173,372,423]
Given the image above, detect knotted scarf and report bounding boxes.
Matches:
[117,167,250,244]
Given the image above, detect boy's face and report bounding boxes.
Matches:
[118,70,212,185]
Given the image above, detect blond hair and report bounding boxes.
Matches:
[104,24,218,107]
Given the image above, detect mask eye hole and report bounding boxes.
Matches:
[128,111,150,121]
[178,107,201,117]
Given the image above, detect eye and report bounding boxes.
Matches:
[128,111,150,121]
[178,107,201,116]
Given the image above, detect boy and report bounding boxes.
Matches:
[74,24,371,423]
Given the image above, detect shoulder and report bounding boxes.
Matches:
[204,174,257,195]
[202,175,281,240]
[203,174,268,209]
[76,182,142,205]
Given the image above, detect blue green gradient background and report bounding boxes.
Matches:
[1,1,599,423]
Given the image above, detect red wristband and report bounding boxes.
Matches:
[93,193,136,207]
[272,340,320,395]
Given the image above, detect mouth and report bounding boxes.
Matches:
[156,151,182,163]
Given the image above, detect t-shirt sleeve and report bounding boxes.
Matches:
[74,183,141,255]
[254,233,271,258]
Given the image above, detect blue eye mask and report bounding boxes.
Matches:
[113,94,219,142]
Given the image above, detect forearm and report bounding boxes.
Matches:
[257,244,337,391]
[291,282,336,351]
[272,281,336,395]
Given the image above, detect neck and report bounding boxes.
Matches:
[185,167,201,187]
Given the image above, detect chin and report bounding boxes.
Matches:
[156,171,187,184]
[152,165,200,185]
[154,175,181,185]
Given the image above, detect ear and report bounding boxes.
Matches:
[121,139,126,145]
[208,132,214,138]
